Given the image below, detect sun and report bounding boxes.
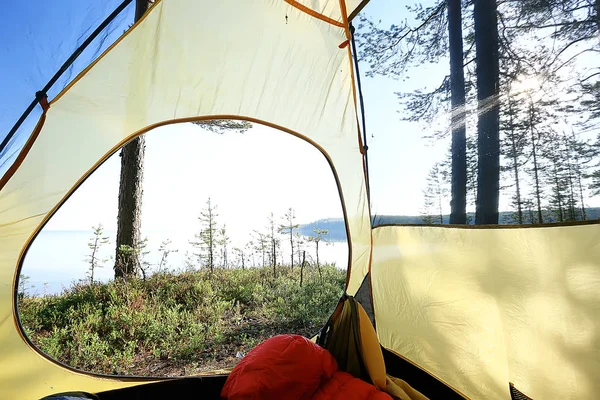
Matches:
[511,74,541,94]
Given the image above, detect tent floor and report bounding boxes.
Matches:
[95,375,228,400]
[91,349,465,400]
[382,347,465,399]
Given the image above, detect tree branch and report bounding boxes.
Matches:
[371,1,447,55]
[581,71,600,82]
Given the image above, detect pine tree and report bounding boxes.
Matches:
[279,208,299,270]
[266,212,280,278]
[560,131,581,220]
[308,228,328,282]
[474,0,501,224]
[86,225,110,285]
[466,134,479,213]
[542,131,570,222]
[157,239,177,273]
[137,237,151,280]
[448,0,468,224]
[190,197,219,273]
[192,120,251,134]
[529,101,545,224]
[245,242,255,268]
[566,130,590,220]
[233,246,246,270]
[17,274,33,300]
[358,2,474,223]
[522,198,537,224]
[578,83,600,197]
[421,162,449,224]
[357,0,598,227]
[217,225,230,268]
[294,232,306,267]
[500,88,528,224]
[252,231,269,267]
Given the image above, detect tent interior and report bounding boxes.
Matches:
[1,0,599,399]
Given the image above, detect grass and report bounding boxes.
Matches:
[18,265,346,377]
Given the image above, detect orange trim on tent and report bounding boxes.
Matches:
[338,0,352,41]
[51,0,162,106]
[0,112,47,191]
[284,0,345,28]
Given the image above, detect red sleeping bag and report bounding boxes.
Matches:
[221,334,392,400]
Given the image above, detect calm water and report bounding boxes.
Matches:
[21,230,349,296]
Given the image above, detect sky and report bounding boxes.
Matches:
[44,122,345,246]
[1,0,599,242]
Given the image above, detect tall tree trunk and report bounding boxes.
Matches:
[114,136,145,278]
[448,0,467,224]
[114,0,151,279]
[474,0,501,225]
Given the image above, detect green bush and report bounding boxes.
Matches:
[19,265,346,376]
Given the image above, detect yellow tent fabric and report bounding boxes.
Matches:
[0,1,370,398]
[1,0,600,399]
[372,224,600,399]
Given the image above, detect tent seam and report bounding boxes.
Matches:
[284,0,345,27]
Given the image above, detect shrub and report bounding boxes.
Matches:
[19,265,346,376]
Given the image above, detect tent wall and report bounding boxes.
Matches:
[371,224,600,400]
[0,0,136,176]
[0,0,370,398]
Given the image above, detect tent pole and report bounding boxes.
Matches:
[349,23,370,206]
[0,0,134,157]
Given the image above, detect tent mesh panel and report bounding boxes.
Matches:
[354,272,375,328]
[510,383,533,400]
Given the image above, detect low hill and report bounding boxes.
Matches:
[299,208,600,242]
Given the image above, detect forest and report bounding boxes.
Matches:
[84,200,332,285]
[357,0,599,225]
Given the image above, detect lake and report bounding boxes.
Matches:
[21,230,350,296]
